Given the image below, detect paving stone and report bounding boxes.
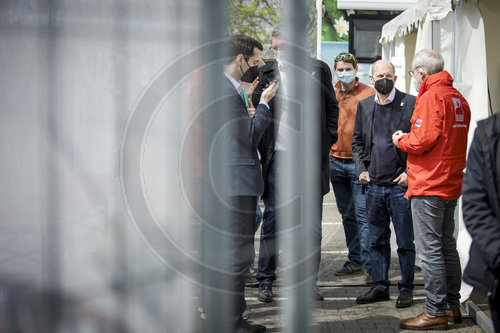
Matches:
[242,191,483,332]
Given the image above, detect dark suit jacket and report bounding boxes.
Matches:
[352,89,416,177]
[252,58,339,196]
[463,113,500,296]
[210,76,272,198]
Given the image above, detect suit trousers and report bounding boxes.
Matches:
[490,279,500,333]
[202,195,257,332]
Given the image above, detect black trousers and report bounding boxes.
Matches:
[491,279,500,333]
[201,195,257,332]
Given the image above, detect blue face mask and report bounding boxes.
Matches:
[337,70,355,85]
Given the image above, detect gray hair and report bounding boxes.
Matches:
[412,49,444,75]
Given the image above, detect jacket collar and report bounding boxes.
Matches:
[224,72,242,94]
[418,70,454,95]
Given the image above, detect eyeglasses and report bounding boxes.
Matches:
[334,53,356,63]
[408,67,421,78]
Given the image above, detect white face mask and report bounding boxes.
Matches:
[337,70,355,85]
[412,68,424,92]
[412,78,421,92]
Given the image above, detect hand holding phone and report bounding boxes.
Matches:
[260,82,279,104]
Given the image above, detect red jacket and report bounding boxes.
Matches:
[397,71,471,200]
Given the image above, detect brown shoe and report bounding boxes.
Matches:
[400,312,449,330]
[446,309,463,323]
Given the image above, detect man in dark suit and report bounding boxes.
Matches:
[200,35,278,333]
[462,113,500,333]
[251,29,339,303]
[352,60,416,308]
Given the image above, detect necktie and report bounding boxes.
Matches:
[240,89,249,108]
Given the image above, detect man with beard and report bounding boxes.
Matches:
[200,35,278,333]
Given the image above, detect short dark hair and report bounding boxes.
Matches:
[227,35,263,64]
[334,52,357,70]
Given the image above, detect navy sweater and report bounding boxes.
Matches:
[368,103,403,185]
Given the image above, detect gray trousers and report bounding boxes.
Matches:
[411,196,461,316]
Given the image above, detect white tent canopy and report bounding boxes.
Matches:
[380,0,455,44]
[379,1,428,44]
[337,0,417,11]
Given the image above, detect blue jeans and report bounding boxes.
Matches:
[257,153,324,285]
[257,155,279,284]
[248,203,263,271]
[411,196,461,316]
[329,156,370,275]
[255,203,263,232]
[365,183,415,292]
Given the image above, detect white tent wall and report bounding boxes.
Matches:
[380,1,427,93]
[381,0,492,303]
[381,31,418,93]
[478,0,500,115]
[381,37,407,91]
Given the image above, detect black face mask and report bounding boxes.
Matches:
[374,78,394,95]
[241,65,259,83]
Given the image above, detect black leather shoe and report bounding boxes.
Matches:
[237,320,266,333]
[313,285,324,301]
[396,289,413,308]
[258,283,273,303]
[356,286,390,304]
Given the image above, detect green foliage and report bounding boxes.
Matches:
[227,0,318,55]
[227,0,282,44]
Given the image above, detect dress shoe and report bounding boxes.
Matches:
[237,320,266,333]
[313,285,324,301]
[446,308,463,323]
[334,262,363,276]
[400,312,448,330]
[396,289,413,308]
[258,283,273,303]
[356,286,390,304]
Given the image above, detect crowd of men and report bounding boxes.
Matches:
[195,30,499,333]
